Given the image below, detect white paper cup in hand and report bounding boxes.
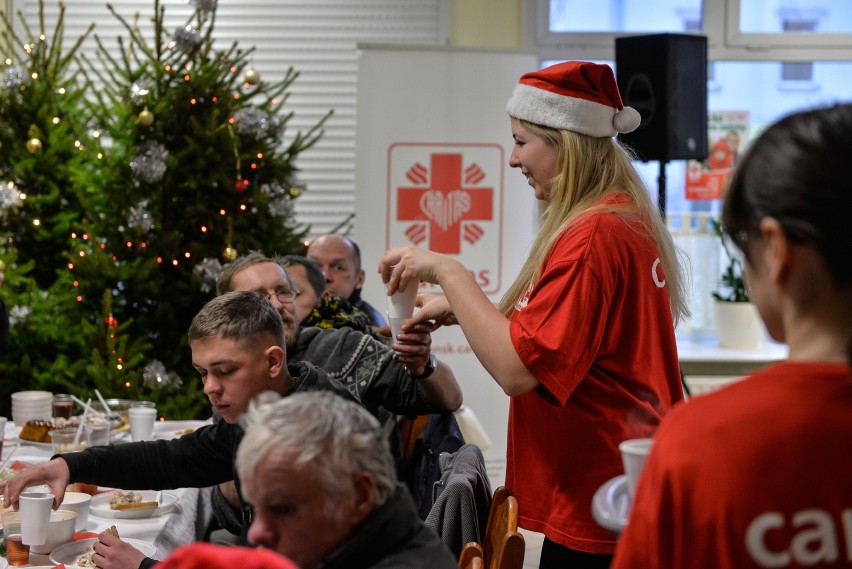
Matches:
[619,437,654,500]
[19,491,55,545]
[386,283,418,339]
[128,407,158,441]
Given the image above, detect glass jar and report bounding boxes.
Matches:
[52,394,74,419]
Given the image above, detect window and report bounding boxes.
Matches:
[533,0,852,335]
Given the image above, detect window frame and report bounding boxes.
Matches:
[532,0,852,62]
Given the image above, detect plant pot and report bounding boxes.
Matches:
[713,301,763,349]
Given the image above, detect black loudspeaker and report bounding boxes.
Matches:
[615,33,708,162]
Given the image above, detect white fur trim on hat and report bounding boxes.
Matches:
[507,83,639,138]
[613,106,641,134]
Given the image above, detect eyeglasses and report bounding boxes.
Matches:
[260,288,299,304]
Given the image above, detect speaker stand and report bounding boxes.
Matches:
[657,160,668,221]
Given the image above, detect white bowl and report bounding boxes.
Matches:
[60,492,92,531]
[30,509,77,554]
[11,402,52,412]
[11,391,53,402]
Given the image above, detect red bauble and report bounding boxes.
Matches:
[233,178,249,193]
[106,314,119,329]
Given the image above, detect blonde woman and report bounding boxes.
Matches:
[379,61,689,569]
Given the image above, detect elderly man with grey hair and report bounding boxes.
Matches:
[237,390,458,569]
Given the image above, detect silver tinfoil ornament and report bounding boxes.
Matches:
[232,108,279,139]
[130,141,169,183]
[127,199,154,232]
[130,82,151,105]
[0,183,21,210]
[262,183,295,218]
[189,0,217,15]
[1,65,24,89]
[171,25,201,53]
[193,257,223,293]
[142,360,182,389]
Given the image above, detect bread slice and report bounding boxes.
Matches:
[111,501,158,511]
[107,525,120,537]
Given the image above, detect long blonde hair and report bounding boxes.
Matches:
[499,120,690,324]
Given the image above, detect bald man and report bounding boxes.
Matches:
[307,234,386,327]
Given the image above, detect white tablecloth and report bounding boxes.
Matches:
[3,421,212,566]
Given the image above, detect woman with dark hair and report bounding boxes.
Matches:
[613,103,852,568]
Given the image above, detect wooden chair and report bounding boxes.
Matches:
[482,486,525,569]
[458,542,484,569]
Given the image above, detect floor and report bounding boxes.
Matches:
[521,529,544,568]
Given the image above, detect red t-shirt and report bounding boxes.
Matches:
[613,362,852,569]
[508,200,682,553]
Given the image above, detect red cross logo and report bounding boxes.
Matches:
[396,153,493,254]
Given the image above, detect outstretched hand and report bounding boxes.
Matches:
[1,458,71,510]
[379,246,449,295]
[404,293,457,330]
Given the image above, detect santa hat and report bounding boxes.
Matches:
[158,543,299,569]
[506,61,641,138]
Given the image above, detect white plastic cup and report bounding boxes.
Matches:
[128,407,157,441]
[386,282,418,339]
[18,491,55,545]
[619,438,654,499]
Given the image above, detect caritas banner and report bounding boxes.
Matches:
[355,45,538,484]
[387,144,504,295]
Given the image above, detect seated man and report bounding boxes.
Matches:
[212,252,463,537]
[2,291,357,569]
[280,254,374,336]
[306,234,387,327]
[237,390,458,569]
[217,251,462,417]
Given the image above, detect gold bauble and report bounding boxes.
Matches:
[0,260,6,271]
[243,68,260,85]
[223,246,238,261]
[26,137,43,154]
[138,107,155,127]
[288,185,302,199]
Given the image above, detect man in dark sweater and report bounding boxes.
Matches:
[237,390,458,569]
[1,291,358,569]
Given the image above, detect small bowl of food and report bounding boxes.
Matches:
[50,428,89,454]
[60,491,93,531]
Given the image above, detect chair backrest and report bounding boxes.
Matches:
[458,542,484,569]
[483,486,525,569]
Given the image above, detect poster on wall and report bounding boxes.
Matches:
[685,111,750,201]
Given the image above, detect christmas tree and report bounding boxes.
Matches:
[0,0,328,419]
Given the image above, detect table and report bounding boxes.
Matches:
[2,421,208,567]
[676,332,788,396]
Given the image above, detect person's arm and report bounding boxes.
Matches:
[380,247,539,396]
[390,322,462,411]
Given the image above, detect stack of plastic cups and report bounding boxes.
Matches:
[11,391,53,427]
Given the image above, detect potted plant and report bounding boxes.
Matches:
[710,219,763,348]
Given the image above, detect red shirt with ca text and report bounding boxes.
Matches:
[613,362,852,569]
[507,196,683,554]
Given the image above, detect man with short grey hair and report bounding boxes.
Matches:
[238,390,458,569]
